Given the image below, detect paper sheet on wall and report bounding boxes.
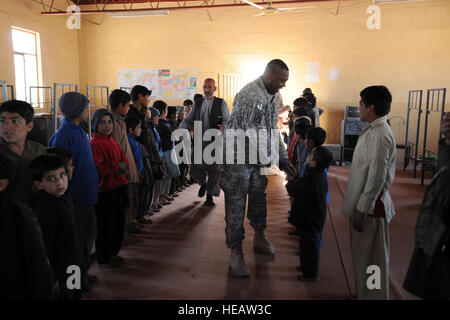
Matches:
[118,69,197,99]
[157,69,197,99]
[329,67,340,82]
[305,62,319,83]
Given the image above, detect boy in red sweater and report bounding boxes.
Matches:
[90,109,129,268]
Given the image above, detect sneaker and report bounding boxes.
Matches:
[159,198,170,205]
[138,217,152,225]
[198,184,207,198]
[162,194,174,202]
[170,193,179,198]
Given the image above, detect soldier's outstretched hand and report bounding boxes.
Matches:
[279,159,296,178]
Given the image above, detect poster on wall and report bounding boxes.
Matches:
[118,69,197,99]
[305,62,319,83]
[157,69,197,99]
[118,69,158,94]
[329,67,340,82]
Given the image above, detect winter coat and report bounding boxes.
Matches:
[286,167,328,234]
[127,105,162,166]
[156,117,174,152]
[31,190,82,299]
[49,119,99,207]
[0,194,53,299]
[403,139,450,299]
[90,133,129,193]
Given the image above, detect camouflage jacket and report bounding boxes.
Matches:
[223,77,287,166]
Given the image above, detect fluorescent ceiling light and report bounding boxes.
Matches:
[109,10,169,17]
[374,0,426,3]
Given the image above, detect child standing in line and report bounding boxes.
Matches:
[0,153,53,299]
[30,155,82,299]
[109,89,143,238]
[90,109,129,268]
[0,100,47,206]
[293,118,313,176]
[125,116,152,225]
[287,118,313,234]
[299,127,327,177]
[148,107,165,210]
[286,146,333,282]
[300,127,330,206]
[48,92,98,291]
[46,147,75,181]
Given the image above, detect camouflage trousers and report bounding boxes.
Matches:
[190,163,222,197]
[220,164,268,249]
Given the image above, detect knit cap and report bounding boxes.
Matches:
[59,92,88,121]
[150,107,160,119]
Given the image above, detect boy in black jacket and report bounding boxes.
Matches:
[30,154,82,299]
[0,153,53,299]
[286,146,333,282]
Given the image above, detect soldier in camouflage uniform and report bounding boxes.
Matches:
[220,59,296,277]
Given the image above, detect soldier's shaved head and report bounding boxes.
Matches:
[262,59,289,95]
[264,59,289,75]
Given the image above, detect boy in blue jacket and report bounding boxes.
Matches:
[125,116,151,225]
[48,92,98,292]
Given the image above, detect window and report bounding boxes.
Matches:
[11,27,43,107]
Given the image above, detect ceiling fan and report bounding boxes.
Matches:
[241,0,316,16]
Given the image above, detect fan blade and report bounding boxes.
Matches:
[241,0,264,10]
[253,12,266,16]
[278,6,316,11]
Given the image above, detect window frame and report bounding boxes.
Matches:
[11,26,43,110]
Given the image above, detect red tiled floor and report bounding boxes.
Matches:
[84,167,426,300]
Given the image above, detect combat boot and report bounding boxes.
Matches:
[229,242,250,277]
[253,230,275,255]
